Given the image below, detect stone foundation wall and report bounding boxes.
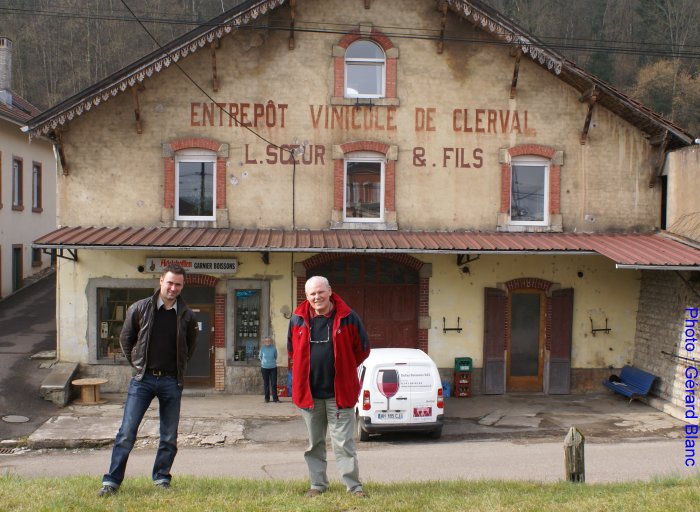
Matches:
[633,270,699,411]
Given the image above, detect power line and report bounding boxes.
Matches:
[2,5,700,60]
[116,0,289,154]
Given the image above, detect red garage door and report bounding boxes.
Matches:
[312,256,419,349]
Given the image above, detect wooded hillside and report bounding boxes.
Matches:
[2,0,698,134]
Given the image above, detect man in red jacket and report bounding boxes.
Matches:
[287,275,370,497]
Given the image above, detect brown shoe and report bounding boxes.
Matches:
[304,489,324,498]
[351,489,367,497]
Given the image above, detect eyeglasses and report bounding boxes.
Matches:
[309,325,330,344]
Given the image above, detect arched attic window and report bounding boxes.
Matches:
[345,40,385,99]
[332,28,398,106]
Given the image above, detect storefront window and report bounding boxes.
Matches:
[97,287,152,362]
[234,289,261,361]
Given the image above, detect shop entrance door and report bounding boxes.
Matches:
[185,306,214,387]
[507,291,544,392]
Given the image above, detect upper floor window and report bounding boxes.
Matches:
[12,157,23,210]
[32,162,42,212]
[510,156,549,226]
[344,153,384,222]
[175,149,216,221]
[345,40,385,99]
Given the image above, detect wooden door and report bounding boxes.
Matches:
[548,288,574,394]
[185,306,214,387]
[313,256,419,349]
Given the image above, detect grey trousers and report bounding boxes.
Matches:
[299,397,363,492]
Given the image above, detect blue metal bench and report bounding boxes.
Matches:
[602,365,657,404]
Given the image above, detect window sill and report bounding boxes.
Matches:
[497,213,563,232]
[330,97,400,107]
[32,207,43,213]
[12,204,24,211]
[331,220,398,230]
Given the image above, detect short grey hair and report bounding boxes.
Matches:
[305,275,330,292]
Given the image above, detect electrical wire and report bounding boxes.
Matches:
[1,4,699,59]
[118,0,299,229]
[117,0,291,153]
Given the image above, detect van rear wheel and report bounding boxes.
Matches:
[356,414,369,442]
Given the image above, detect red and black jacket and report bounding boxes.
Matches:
[287,293,370,409]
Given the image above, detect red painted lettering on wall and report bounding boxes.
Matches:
[191,101,287,128]
[452,108,529,134]
[308,105,397,131]
[415,107,436,131]
[442,147,484,168]
[244,144,326,166]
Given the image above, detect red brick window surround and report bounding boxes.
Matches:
[332,27,398,105]
[162,138,228,218]
[332,140,397,226]
[499,144,562,230]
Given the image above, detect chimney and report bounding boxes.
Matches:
[0,37,13,107]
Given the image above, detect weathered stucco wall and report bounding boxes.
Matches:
[55,0,660,233]
[58,249,639,375]
[666,146,700,242]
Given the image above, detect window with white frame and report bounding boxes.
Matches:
[510,156,549,225]
[345,40,385,98]
[344,153,384,222]
[175,149,216,221]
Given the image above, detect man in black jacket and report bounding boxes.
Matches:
[98,264,198,496]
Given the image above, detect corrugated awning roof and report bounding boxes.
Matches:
[34,226,700,270]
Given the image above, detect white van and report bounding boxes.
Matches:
[355,348,444,441]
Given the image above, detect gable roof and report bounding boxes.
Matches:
[0,92,41,126]
[23,0,694,148]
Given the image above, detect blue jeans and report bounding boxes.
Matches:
[103,373,182,488]
[261,367,278,401]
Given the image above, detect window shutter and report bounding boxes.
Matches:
[483,287,507,394]
[548,288,574,394]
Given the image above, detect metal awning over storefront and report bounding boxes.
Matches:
[34,226,700,270]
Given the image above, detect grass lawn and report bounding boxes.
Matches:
[0,475,698,511]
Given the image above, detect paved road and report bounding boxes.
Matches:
[0,274,58,440]
[2,437,695,484]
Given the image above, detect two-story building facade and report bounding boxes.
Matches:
[1,37,56,299]
[24,1,699,415]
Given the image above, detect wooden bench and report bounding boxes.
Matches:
[602,365,657,404]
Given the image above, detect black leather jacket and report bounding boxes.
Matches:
[119,289,198,386]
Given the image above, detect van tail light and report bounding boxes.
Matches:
[437,387,444,409]
[362,390,371,411]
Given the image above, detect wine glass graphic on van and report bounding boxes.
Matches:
[377,368,399,409]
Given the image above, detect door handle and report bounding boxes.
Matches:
[209,346,215,355]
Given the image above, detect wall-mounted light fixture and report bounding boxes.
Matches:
[456,254,479,274]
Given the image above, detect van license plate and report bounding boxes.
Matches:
[377,412,404,420]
